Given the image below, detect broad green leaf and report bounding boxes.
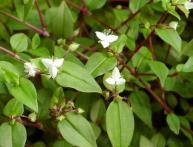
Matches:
[46,1,74,38]
[85,0,107,10]
[129,0,149,13]
[176,56,193,72]
[111,34,127,53]
[56,61,102,93]
[0,61,20,85]
[31,34,40,49]
[179,117,193,142]
[0,122,27,147]
[151,133,166,147]
[85,52,117,78]
[106,100,134,147]
[3,99,24,117]
[149,61,169,86]
[58,113,97,147]
[10,33,28,52]
[166,113,180,135]
[90,123,101,139]
[165,73,193,98]
[53,140,73,147]
[29,47,50,57]
[155,28,182,53]
[129,91,152,127]
[140,136,154,147]
[14,0,35,19]
[90,99,106,123]
[7,78,38,112]
[182,39,193,56]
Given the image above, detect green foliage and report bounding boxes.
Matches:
[0,0,193,146]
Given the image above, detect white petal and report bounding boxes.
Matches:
[106,77,116,85]
[53,58,64,68]
[41,58,53,68]
[106,35,118,43]
[116,78,126,85]
[100,40,110,48]
[112,67,121,80]
[184,1,193,10]
[95,31,107,41]
[24,62,38,77]
[49,66,58,79]
[169,21,178,30]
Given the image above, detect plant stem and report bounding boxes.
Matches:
[0,46,25,62]
[35,0,48,30]
[0,11,50,37]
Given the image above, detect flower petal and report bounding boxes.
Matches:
[112,67,121,80]
[53,58,64,68]
[106,77,116,85]
[116,78,126,85]
[41,58,53,68]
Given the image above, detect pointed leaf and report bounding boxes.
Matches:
[0,122,27,147]
[155,28,182,53]
[106,100,134,147]
[58,113,97,147]
[7,78,38,112]
[149,61,169,86]
[85,52,117,78]
[56,61,102,93]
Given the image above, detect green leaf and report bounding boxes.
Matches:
[3,99,24,117]
[90,99,106,123]
[155,28,182,53]
[56,61,102,93]
[149,61,169,86]
[85,52,117,78]
[7,78,38,112]
[0,122,27,147]
[58,113,97,147]
[129,91,152,127]
[85,0,107,10]
[151,133,166,147]
[10,33,28,52]
[106,100,134,147]
[32,33,40,49]
[182,39,193,57]
[0,61,20,85]
[129,0,149,13]
[46,1,74,38]
[140,136,154,147]
[14,0,35,20]
[111,34,127,53]
[166,113,180,135]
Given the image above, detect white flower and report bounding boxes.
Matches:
[41,58,64,79]
[184,0,193,10]
[169,21,178,30]
[95,31,118,48]
[24,62,38,77]
[106,67,126,85]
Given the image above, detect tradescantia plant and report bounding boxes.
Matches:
[1,0,193,146]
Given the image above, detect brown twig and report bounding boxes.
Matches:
[0,11,49,37]
[35,0,48,30]
[0,46,25,62]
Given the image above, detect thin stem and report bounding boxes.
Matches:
[35,0,48,30]
[0,46,25,62]
[0,11,49,37]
